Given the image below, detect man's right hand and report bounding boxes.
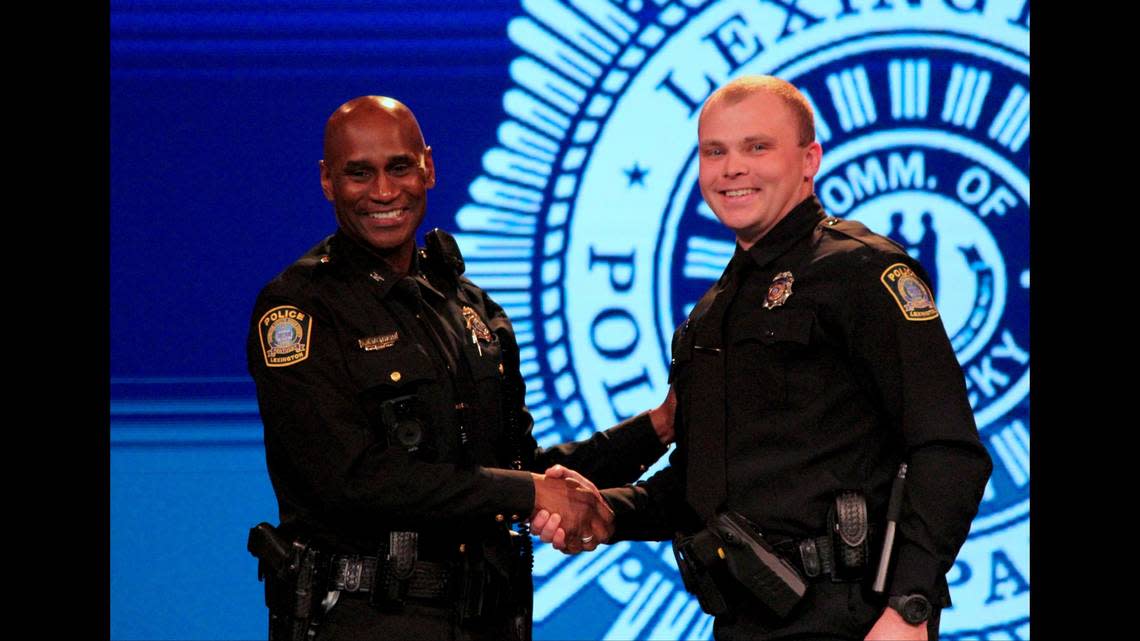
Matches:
[531,468,613,553]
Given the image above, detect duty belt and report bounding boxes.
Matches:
[774,535,837,580]
[774,490,875,582]
[329,553,452,600]
[773,530,879,582]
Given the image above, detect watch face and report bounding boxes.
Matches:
[902,595,932,624]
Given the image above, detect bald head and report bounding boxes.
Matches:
[323,96,427,161]
[699,76,815,146]
[318,95,436,271]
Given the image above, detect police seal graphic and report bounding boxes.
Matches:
[455,1,1029,638]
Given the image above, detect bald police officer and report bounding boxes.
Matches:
[248,96,674,640]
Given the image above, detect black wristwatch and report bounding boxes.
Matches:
[888,594,932,624]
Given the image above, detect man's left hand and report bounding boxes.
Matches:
[648,386,676,445]
[865,607,928,640]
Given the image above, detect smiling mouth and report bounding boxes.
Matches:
[722,188,759,198]
[365,208,408,220]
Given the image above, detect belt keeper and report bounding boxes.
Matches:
[798,539,821,578]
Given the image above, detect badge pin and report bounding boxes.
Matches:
[461,306,493,342]
[358,332,399,352]
[763,271,795,310]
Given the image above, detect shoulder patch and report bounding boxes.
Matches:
[258,305,313,367]
[879,263,940,321]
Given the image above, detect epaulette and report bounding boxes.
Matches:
[817,216,908,256]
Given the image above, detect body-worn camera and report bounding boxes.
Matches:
[380,395,428,454]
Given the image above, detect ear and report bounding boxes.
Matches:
[803,141,822,179]
[422,146,436,189]
[319,159,334,202]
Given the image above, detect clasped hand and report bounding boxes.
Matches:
[530,465,612,554]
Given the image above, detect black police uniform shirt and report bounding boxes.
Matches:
[248,229,666,555]
[602,196,992,607]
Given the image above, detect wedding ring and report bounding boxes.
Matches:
[580,535,594,544]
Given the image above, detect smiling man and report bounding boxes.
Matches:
[571,76,993,640]
[246,96,673,640]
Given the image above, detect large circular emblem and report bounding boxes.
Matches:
[457,2,1029,638]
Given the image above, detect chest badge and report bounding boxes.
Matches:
[461,306,493,342]
[763,271,795,310]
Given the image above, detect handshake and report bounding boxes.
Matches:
[527,387,677,554]
[529,464,612,554]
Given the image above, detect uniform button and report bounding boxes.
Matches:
[390,371,402,382]
[764,330,775,338]
[670,358,675,367]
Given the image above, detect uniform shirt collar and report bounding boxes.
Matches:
[743,195,826,270]
[328,230,445,301]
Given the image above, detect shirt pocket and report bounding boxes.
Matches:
[347,342,443,455]
[728,308,815,410]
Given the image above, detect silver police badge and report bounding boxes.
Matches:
[763,271,794,310]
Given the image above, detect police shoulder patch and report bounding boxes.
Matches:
[258,305,313,367]
[879,263,940,322]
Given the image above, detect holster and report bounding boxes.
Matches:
[673,528,731,616]
[711,512,807,618]
[827,491,869,582]
[248,523,324,641]
[456,539,513,628]
[373,531,419,608]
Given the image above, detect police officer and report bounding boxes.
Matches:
[247,96,673,640]
[537,76,992,640]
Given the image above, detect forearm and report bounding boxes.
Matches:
[533,412,667,488]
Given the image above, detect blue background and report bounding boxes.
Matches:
[110,1,1029,639]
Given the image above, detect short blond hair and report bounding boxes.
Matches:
[700,76,815,146]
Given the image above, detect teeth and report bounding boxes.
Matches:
[724,189,757,197]
[367,209,406,219]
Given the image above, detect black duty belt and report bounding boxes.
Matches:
[329,554,452,600]
[773,530,880,582]
[774,535,837,580]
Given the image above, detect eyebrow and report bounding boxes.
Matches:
[740,134,776,144]
[699,133,776,147]
[342,160,375,171]
[384,154,416,168]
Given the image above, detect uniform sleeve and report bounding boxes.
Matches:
[601,440,701,541]
[248,289,535,528]
[842,253,993,603]
[478,288,668,489]
[531,412,667,489]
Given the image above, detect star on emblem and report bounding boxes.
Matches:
[624,162,649,187]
